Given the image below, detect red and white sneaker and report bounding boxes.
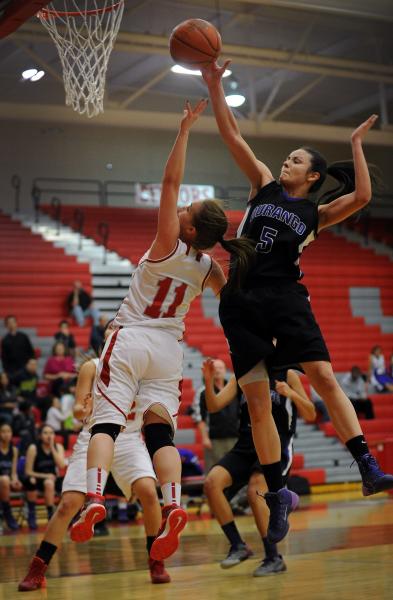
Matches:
[150,504,187,561]
[70,493,106,543]
[18,556,47,592]
[148,558,171,584]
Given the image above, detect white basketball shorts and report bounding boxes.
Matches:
[89,326,183,431]
[62,425,156,498]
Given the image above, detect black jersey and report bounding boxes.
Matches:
[237,180,318,283]
[33,443,58,475]
[0,445,13,476]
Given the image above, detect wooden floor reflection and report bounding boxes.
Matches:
[1,490,392,600]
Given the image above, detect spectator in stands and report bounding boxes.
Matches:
[12,401,38,456]
[54,320,76,357]
[178,447,204,478]
[368,345,393,392]
[341,366,374,420]
[45,396,74,450]
[0,422,22,531]
[43,341,76,397]
[0,372,18,425]
[309,386,330,422]
[192,359,239,473]
[67,280,100,328]
[90,314,108,356]
[24,424,65,529]
[1,315,35,377]
[10,358,39,403]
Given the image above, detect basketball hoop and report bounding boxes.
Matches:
[38,1,124,118]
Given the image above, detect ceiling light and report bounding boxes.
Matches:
[225,94,246,107]
[22,68,38,80]
[30,70,45,82]
[171,64,232,77]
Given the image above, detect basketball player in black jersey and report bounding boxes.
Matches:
[201,61,393,544]
[202,359,315,575]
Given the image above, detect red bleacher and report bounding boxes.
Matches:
[346,217,393,248]
[0,212,92,347]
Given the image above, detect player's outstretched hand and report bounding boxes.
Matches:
[351,114,378,144]
[201,60,231,87]
[180,98,208,131]
[202,357,215,381]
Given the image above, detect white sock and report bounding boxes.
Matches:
[161,482,181,506]
[86,467,108,497]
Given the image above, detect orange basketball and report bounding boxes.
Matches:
[169,19,221,68]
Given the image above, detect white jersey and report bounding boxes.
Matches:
[113,239,212,338]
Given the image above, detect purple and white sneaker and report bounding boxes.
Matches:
[264,488,299,544]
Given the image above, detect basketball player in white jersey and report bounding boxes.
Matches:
[71,99,255,561]
[18,357,171,592]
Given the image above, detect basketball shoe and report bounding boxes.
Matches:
[220,543,253,569]
[264,488,299,544]
[149,504,187,560]
[70,493,106,543]
[358,453,393,496]
[148,558,171,584]
[18,556,47,591]
[253,555,287,577]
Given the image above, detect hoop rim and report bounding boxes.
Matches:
[38,1,123,18]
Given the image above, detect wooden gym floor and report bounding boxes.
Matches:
[1,489,392,599]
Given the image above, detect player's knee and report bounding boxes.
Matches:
[91,423,121,442]
[0,474,10,487]
[204,472,222,497]
[136,479,158,505]
[57,494,82,519]
[143,423,174,459]
[44,477,55,489]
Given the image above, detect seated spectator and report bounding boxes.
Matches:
[12,401,38,456]
[0,372,18,425]
[23,424,65,530]
[0,422,23,530]
[54,320,76,357]
[191,359,239,474]
[43,342,76,397]
[341,366,374,420]
[310,386,330,422]
[368,345,393,392]
[10,358,39,402]
[67,280,100,328]
[179,447,203,477]
[1,315,35,377]
[45,396,74,450]
[90,314,108,355]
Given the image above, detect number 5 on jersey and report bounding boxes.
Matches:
[256,225,278,254]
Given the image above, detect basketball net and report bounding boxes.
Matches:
[38,1,124,118]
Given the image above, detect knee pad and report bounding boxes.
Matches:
[90,423,121,442]
[144,423,174,459]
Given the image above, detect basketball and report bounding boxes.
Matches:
[169,19,221,68]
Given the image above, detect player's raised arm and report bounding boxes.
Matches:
[201,61,274,197]
[318,114,378,231]
[148,99,208,260]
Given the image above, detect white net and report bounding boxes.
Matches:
[38,1,124,118]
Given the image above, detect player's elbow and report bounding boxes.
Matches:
[354,192,371,207]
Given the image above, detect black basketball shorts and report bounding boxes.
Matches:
[219,280,330,379]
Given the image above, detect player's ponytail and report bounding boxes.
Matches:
[302,147,383,204]
[219,237,256,290]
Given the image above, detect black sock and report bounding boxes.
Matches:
[261,462,283,492]
[345,435,369,461]
[36,541,57,565]
[262,536,278,560]
[146,535,155,556]
[221,521,244,548]
[47,505,54,519]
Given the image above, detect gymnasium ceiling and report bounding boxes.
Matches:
[0,0,393,145]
